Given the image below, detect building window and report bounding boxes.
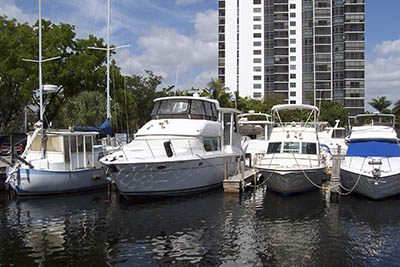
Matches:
[253,66,262,72]
[290,39,296,44]
[253,58,261,63]
[254,75,262,80]
[253,50,262,55]
[290,91,296,97]
[290,47,296,53]
[290,100,296,104]
[290,21,296,26]
[254,41,262,46]
[253,24,262,30]
[290,56,296,61]
[254,8,261,13]
[253,16,262,21]
[290,83,296,88]
[253,92,262,98]
[254,33,261,38]
[290,13,296,18]
[253,84,262,89]
[290,65,296,70]
[290,30,296,35]
[253,0,261,4]
[290,74,296,79]
[290,4,296,9]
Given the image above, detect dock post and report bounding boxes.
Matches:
[224,162,228,180]
[329,145,341,203]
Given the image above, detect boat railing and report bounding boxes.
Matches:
[126,137,207,159]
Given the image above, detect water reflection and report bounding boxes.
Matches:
[0,187,399,266]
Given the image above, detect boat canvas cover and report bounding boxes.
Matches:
[346,140,400,157]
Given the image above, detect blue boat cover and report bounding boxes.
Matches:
[99,118,112,135]
[346,140,400,157]
[73,118,112,135]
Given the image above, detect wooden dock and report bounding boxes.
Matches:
[223,168,261,193]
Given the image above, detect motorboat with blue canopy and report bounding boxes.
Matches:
[340,113,400,199]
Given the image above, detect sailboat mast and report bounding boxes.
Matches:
[106,0,111,120]
[38,0,43,121]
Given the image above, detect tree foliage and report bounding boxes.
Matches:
[369,96,392,113]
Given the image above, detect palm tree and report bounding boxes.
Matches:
[204,78,231,107]
[392,99,400,115]
[368,96,392,113]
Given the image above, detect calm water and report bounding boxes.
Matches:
[1,186,400,266]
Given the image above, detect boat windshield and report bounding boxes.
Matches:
[332,129,347,138]
[267,142,317,154]
[151,99,218,121]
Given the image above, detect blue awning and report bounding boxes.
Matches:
[346,140,400,157]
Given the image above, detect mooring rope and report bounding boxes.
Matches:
[337,157,366,195]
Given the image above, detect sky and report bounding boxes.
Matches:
[1,0,399,111]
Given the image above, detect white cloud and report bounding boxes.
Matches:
[366,39,400,110]
[0,0,35,23]
[176,0,204,6]
[115,9,218,90]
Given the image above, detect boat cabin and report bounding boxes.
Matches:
[25,130,100,171]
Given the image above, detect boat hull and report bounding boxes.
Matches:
[6,167,107,196]
[340,168,400,200]
[259,167,325,196]
[106,155,238,197]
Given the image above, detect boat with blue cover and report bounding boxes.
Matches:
[340,113,400,199]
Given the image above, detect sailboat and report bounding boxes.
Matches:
[5,0,108,195]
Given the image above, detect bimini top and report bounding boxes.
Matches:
[355,113,395,126]
[271,104,320,115]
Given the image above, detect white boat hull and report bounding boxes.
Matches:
[106,155,238,197]
[341,168,400,200]
[259,167,325,196]
[6,167,106,196]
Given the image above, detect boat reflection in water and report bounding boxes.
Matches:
[1,189,400,266]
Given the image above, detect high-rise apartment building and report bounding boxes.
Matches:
[218,0,365,116]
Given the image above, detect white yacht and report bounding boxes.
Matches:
[6,125,107,195]
[255,104,326,196]
[238,111,273,166]
[318,120,348,156]
[340,113,400,199]
[5,0,108,195]
[100,96,243,198]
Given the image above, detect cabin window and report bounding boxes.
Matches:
[85,136,93,155]
[46,136,63,152]
[160,100,189,114]
[63,136,70,163]
[77,135,84,154]
[191,100,205,115]
[204,102,214,120]
[301,142,317,154]
[30,135,41,151]
[283,142,300,153]
[333,129,346,138]
[203,137,219,151]
[267,142,282,153]
[151,102,160,117]
[164,141,173,157]
[70,136,77,153]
